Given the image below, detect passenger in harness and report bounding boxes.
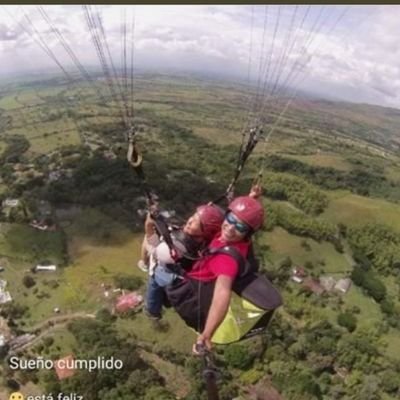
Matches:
[166,195,282,350]
[144,203,224,319]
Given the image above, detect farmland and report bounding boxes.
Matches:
[1,73,400,399]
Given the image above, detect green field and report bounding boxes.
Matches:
[63,208,144,296]
[0,209,145,328]
[285,152,353,171]
[386,166,400,183]
[0,94,22,110]
[0,255,75,328]
[0,223,65,263]
[0,141,7,154]
[342,285,383,330]
[38,326,78,355]
[193,126,240,145]
[15,89,46,107]
[382,329,400,361]
[116,309,196,354]
[29,129,81,154]
[0,222,76,327]
[322,191,400,232]
[262,227,351,274]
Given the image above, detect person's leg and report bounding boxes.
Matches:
[145,275,164,319]
[141,238,150,265]
[138,212,158,272]
[137,238,149,272]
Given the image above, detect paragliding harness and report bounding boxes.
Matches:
[166,243,282,338]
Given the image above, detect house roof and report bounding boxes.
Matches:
[293,266,307,277]
[115,292,143,313]
[320,276,336,291]
[335,278,352,293]
[54,355,76,380]
[303,277,325,295]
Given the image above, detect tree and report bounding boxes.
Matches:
[380,299,395,316]
[301,240,311,251]
[337,313,357,332]
[0,343,10,359]
[380,369,399,393]
[355,375,381,400]
[224,344,255,370]
[6,378,21,391]
[304,261,314,270]
[337,336,378,370]
[363,275,386,302]
[288,341,307,359]
[143,386,175,400]
[291,372,322,400]
[351,267,387,302]
[96,308,116,324]
[351,266,365,286]
[55,318,167,400]
[338,223,347,237]
[113,274,143,291]
[43,336,54,347]
[348,224,400,275]
[306,352,334,373]
[22,275,36,288]
[280,256,292,269]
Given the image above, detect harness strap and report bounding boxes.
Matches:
[213,126,263,205]
[151,214,178,260]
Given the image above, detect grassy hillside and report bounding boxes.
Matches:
[322,191,400,233]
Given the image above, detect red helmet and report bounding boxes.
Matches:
[196,204,224,240]
[228,196,264,231]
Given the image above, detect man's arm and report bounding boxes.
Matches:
[195,275,234,351]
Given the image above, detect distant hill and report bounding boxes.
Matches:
[279,96,400,153]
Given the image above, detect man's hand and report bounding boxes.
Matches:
[249,184,262,199]
[193,334,212,355]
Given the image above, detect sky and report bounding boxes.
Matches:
[1,5,400,109]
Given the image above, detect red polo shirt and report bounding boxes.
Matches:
[187,235,250,282]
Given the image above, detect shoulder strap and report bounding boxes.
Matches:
[207,246,248,278]
[152,213,175,254]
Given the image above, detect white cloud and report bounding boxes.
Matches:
[1,5,400,108]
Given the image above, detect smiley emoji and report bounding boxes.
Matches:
[9,393,24,400]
